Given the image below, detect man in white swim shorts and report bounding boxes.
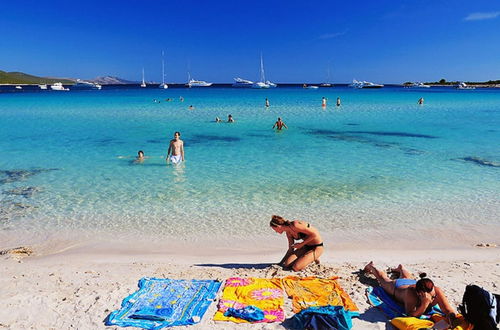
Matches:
[166,131,184,164]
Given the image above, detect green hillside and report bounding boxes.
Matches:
[0,70,74,84]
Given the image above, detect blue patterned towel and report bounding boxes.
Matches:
[106,278,221,329]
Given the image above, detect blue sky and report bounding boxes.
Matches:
[1,0,499,83]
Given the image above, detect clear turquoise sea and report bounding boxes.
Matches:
[1,87,499,242]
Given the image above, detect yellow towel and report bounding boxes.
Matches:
[213,277,285,323]
[391,317,434,329]
[282,276,359,313]
[391,314,472,330]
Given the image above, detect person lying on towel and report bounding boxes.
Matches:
[270,215,324,271]
[364,262,456,319]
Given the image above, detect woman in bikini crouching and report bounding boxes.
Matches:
[270,215,324,271]
[364,262,456,319]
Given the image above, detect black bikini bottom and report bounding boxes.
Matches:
[305,243,324,250]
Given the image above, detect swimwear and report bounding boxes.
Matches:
[392,278,417,298]
[170,155,182,164]
[305,242,324,250]
[394,278,416,288]
[295,223,310,240]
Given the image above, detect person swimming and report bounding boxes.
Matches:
[364,262,456,319]
[188,105,195,110]
[215,117,222,123]
[270,215,324,271]
[418,97,424,105]
[133,150,146,163]
[336,97,341,107]
[227,114,235,123]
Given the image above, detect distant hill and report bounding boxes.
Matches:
[0,70,74,84]
[89,76,137,85]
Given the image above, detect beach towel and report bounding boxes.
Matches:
[431,314,473,330]
[214,277,285,323]
[390,317,435,330]
[105,277,221,329]
[283,276,359,313]
[366,286,442,319]
[391,314,472,330]
[291,305,359,330]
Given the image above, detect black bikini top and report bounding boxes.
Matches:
[295,223,310,240]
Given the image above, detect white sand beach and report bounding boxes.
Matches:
[1,235,499,330]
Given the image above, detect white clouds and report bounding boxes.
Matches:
[318,30,348,39]
[464,11,500,21]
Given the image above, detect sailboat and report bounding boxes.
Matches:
[159,51,168,89]
[320,62,333,87]
[140,68,146,88]
[252,54,275,88]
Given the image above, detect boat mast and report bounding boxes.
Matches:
[260,53,266,83]
[327,61,331,83]
[142,68,145,85]
[162,51,165,85]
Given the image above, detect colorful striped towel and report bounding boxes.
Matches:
[105,277,221,329]
[214,277,285,323]
[283,276,359,313]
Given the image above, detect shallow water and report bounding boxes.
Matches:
[1,87,499,241]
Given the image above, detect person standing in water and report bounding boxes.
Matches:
[418,97,424,105]
[166,131,184,165]
[227,114,235,123]
[322,97,327,107]
[336,97,341,107]
[265,98,270,108]
[273,117,288,131]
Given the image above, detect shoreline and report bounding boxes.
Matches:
[2,221,500,257]
[1,238,498,329]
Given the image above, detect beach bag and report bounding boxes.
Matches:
[459,284,500,330]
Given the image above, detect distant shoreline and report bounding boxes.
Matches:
[1,83,500,88]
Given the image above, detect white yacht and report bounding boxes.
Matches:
[303,84,319,89]
[50,82,69,91]
[15,85,22,90]
[38,84,48,90]
[456,82,475,90]
[186,79,213,87]
[140,68,146,88]
[232,77,253,87]
[185,72,213,87]
[159,51,168,89]
[252,54,274,88]
[73,79,101,90]
[408,82,430,88]
[350,79,384,89]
